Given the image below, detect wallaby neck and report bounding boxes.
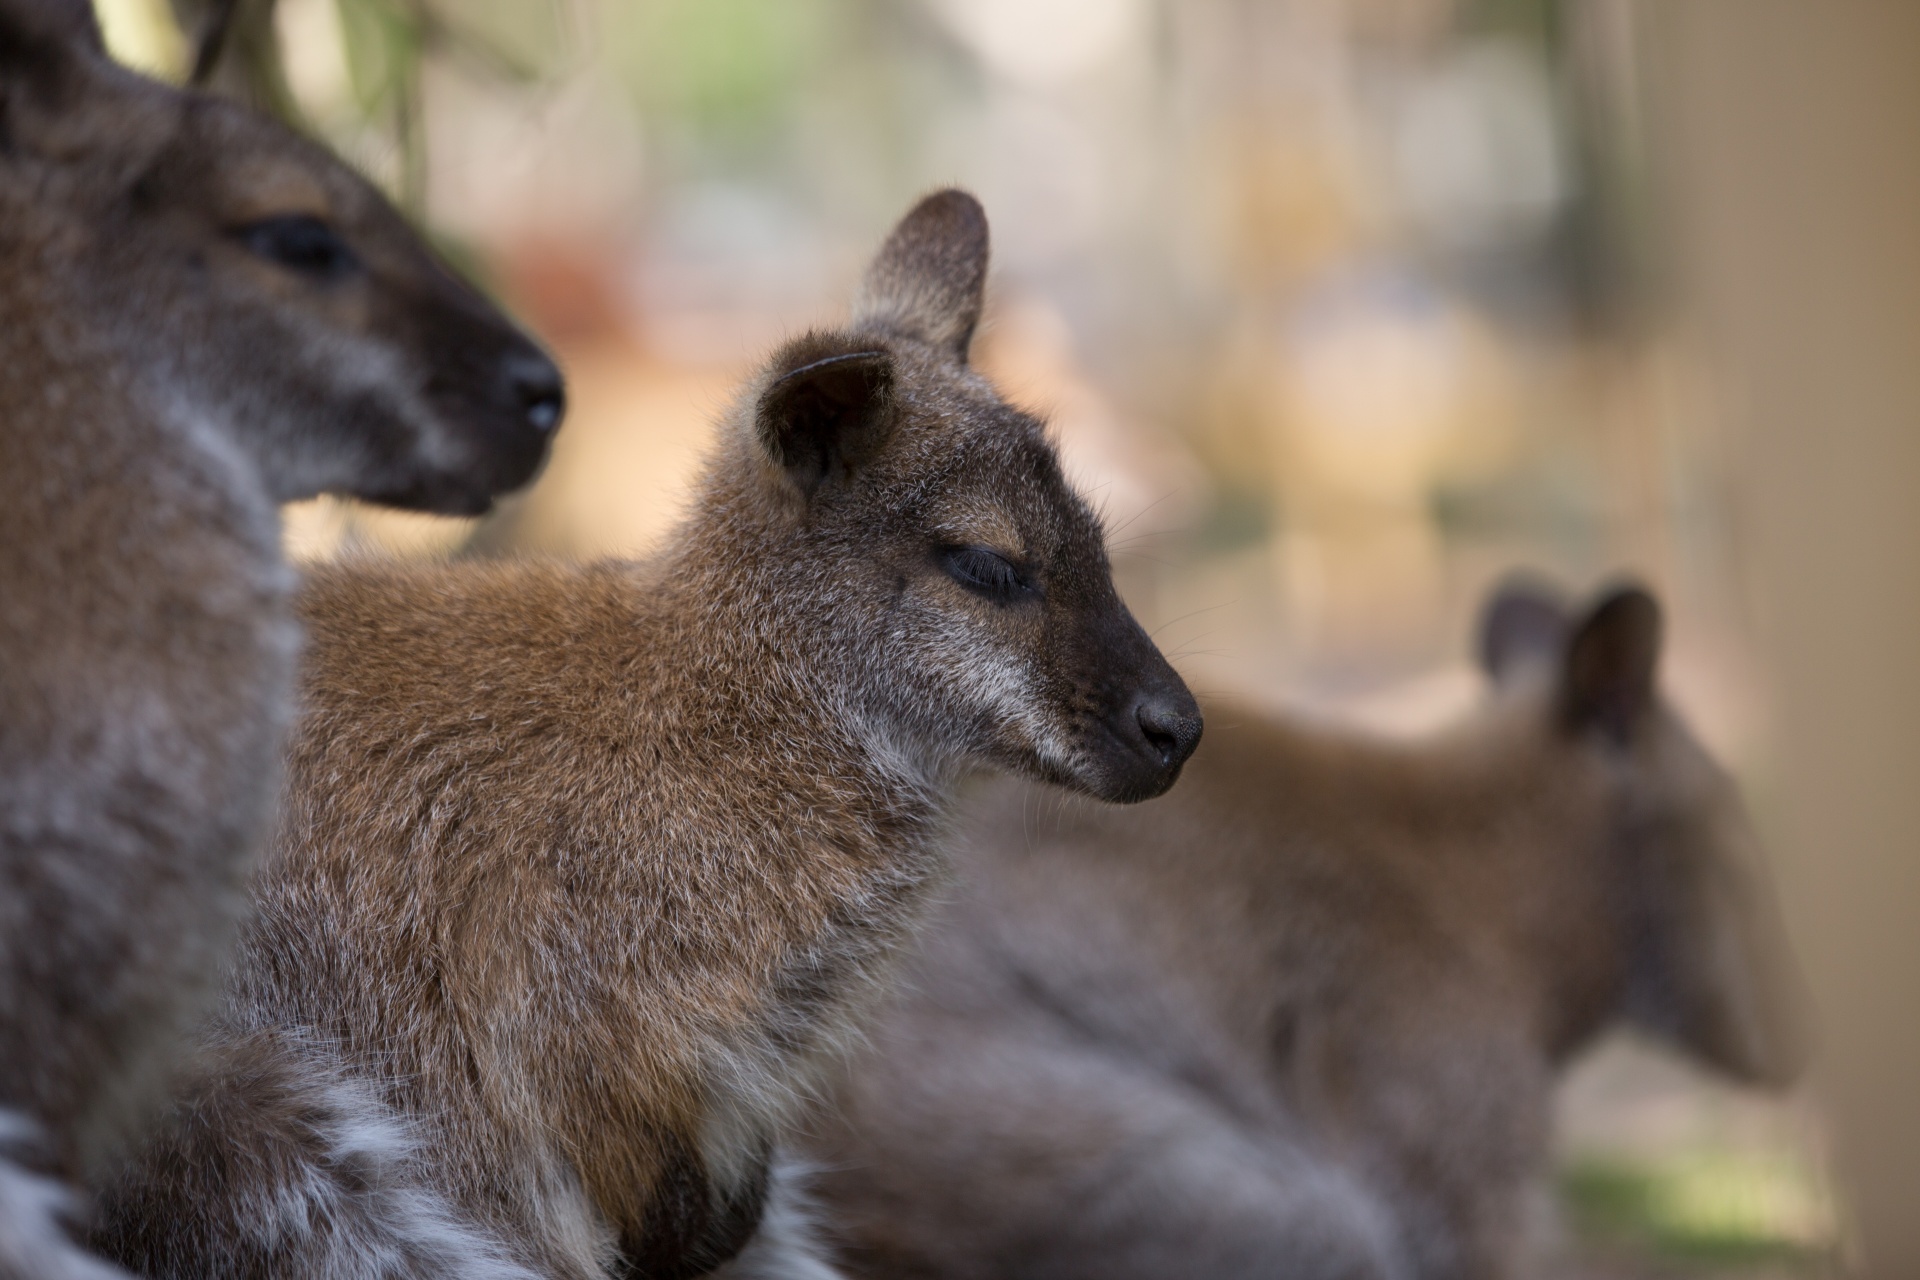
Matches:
[640,486,953,805]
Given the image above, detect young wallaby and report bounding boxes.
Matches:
[0,0,562,1271]
[91,189,1203,1280]
[802,581,1809,1280]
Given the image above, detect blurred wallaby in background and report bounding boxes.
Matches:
[804,581,1809,1280]
[0,0,562,1271]
[93,190,1202,1280]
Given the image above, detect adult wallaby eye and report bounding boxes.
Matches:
[234,215,359,281]
[942,546,1035,603]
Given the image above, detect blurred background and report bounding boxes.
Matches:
[95,1,1920,1275]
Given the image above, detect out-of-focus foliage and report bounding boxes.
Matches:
[156,0,567,210]
[1563,1153,1839,1272]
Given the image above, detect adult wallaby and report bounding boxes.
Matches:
[802,582,1809,1280]
[92,189,1203,1280]
[0,0,562,1271]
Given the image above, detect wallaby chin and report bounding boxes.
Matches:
[802,580,1806,1280]
[0,2,558,1274]
[95,190,1197,1277]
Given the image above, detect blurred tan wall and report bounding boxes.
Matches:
[1661,4,1920,1272]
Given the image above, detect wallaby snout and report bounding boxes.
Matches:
[0,17,564,516]
[1077,612,1203,802]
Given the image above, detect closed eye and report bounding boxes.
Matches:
[234,214,359,281]
[941,546,1037,603]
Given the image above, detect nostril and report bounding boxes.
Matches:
[1135,696,1203,770]
[505,353,566,434]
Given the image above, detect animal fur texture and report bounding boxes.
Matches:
[94,189,1202,1279]
[0,0,561,1272]
[803,581,1810,1280]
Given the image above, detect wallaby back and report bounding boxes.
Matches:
[0,0,561,1271]
[804,582,1808,1280]
[94,191,1199,1280]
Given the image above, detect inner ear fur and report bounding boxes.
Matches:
[1477,575,1571,684]
[1560,584,1663,742]
[755,340,896,499]
[853,188,989,364]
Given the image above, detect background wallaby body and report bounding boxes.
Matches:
[803,583,1808,1280]
[0,0,561,1270]
[93,190,1201,1279]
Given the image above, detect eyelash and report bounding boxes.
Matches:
[942,546,1036,603]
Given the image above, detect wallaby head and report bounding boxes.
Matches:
[1478,579,1810,1088]
[696,189,1201,802]
[0,0,562,512]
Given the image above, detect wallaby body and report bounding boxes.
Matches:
[94,191,1201,1279]
[0,1,561,1270]
[804,584,1808,1280]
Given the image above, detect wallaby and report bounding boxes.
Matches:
[91,189,1203,1280]
[802,581,1809,1280]
[0,0,562,1271]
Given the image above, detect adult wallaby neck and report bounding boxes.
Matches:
[0,250,292,1177]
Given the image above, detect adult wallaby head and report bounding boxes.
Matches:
[1477,579,1808,1085]
[695,190,1201,801]
[0,0,562,512]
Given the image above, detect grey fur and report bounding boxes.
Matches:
[0,1,557,1271]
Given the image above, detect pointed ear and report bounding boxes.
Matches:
[1559,585,1662,742]
[1477,576,1571,684]
[755,345,896,499]
[0,0,103,69]
[853,188,989,364]
[0,0,106,144]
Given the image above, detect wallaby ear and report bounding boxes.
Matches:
[1560,585,1662,743]
[1623,841,1813,1089]
[755,344,896,499]
[0,0,106,146]
[853,188,990,364]
[0,0,103,68]
[1477,576,1571,684]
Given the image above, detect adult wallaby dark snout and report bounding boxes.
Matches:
[805,580,1807,1280]
[4,0,562,514]
[95,189,1197,1280]
[0,1,561,1273]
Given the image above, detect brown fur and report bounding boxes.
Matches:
[0,0,560,1271]
[93,190,1201,1279]
[803,582,1809,1280]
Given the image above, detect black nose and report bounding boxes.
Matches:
[505,351,565,434]
[1134,693,1203,770]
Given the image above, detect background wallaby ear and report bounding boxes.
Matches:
[756,344,896,498]
[1560,585,1662,742]
[1623,839,1814,1089]
[853,188,990,363]
[1477,576,1571,684]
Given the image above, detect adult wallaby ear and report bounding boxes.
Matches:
[0,0,106,145]
[853,188,990,364]
[755,341,897,499]
[1477,576,1571,684]
[0,0,103,76]
[1559,585,1662,743]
